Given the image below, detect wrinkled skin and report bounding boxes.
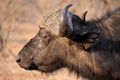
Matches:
[17,28,66,72]
[17,5,120,80]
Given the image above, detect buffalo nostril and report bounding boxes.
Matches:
[16,58,21,62]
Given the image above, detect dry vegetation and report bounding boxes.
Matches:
[0,0,119,80]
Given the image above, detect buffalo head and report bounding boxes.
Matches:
[16,4,98,73]
[16,4,120,79]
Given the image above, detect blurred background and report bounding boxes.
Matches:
[0,0,120,80]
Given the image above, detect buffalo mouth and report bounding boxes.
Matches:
[26,64,62,72]
[28,63,37,70]
[25,62,38,70]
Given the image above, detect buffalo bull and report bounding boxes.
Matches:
[16,4,120,80]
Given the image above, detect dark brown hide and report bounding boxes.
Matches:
[17,7,120,80]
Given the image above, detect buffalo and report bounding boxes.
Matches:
[16,4,120,80]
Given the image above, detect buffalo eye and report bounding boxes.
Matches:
[41,32,48,38]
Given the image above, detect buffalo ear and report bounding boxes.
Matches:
[81,32,99,43]
[81,32,99,49]
[68,32,99,49]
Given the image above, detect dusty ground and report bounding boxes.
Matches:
[0,0,120,80]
